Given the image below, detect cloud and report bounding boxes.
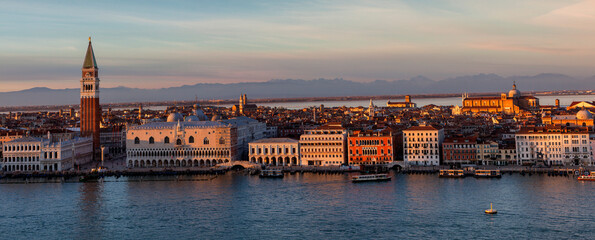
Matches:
[468,43,574,54]
[2,0,595,91]
[532,0,595,31]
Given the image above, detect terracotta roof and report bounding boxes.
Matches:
[251,138,298,143]
[316,123,344,130]
[404,125,442,131]
[350,129,392,137]
[517,125,588,134]
[443,136,477,143]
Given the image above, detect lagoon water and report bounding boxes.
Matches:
[249,94,594,109]
[1,173,594,239]
[134,94,594,111]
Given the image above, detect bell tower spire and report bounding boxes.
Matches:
[80,37,101,159]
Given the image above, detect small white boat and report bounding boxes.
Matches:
[485,203,497,214]
[352,174,391,183]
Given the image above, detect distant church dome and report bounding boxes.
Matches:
[508,82,521,98]
[166,112,183,122]
[194,109,208,121]
[577,109,593,120]
[185,115,199,122]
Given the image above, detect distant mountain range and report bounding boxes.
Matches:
[1,73,593,107]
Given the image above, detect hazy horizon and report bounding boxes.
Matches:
[2,0,595,91]
[1,73,594,93]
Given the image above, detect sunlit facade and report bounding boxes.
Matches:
[348,129,395,165]
[2,136,93,172]
[515,126,592,166]
[403,125,444,166]
[126,121,237,168]
[300,123,347,166]
[249,138,299,166]
[462,83,539,114]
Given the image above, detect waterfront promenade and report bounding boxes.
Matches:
[2,159,593,183]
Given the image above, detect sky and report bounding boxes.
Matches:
[1,0,594,91]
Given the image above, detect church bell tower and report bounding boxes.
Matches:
[80,37,101,157]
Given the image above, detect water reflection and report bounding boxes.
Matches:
[77,182,104,239]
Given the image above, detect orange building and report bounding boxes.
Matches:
[387,95,416,108]
[542,110,594,128]
[348,129,396,165]
[462,83,539,114]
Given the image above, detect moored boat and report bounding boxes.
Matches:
[352,174,391,183]
[259,169,284,178]
[439,169,465,178]
[79,167,104,182]
[577,171,595,181]
[474,169,501,178]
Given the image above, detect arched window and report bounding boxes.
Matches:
[176,139,182,145]
[149,137,154,144]
[134,137,140,144]
[164,137,170,144]
[189,136,194,143]
[204,137,209,145]
[219,137,225,144]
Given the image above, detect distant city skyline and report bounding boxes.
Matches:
[1,0,594,91]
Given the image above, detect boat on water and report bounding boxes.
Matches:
[474,169,501,178]
[485,203,497,214]
[79,167,104,182]
[352,174,391,183]
[577,171,595,181]
[259,169,284,178]
[439,169,465,178]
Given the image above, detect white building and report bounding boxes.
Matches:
[0,134,23,170]
[249,138,299,166]
[126,120,236,168]
[515,126,592,166]
[2,135,93,172]
[224,116,267,160]
[367,99,375,119]
[125,114,267,168]
[476,140,499,165]
[498,145,517,165]
[403,125,444,166]
[300,123,347,166]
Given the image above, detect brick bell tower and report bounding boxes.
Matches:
[80,37,101,158]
